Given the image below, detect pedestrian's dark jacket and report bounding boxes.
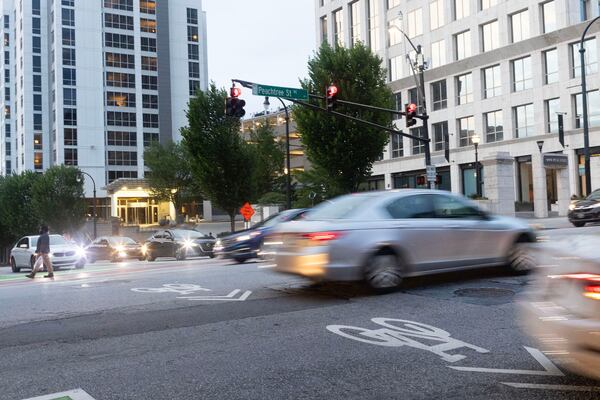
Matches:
[36,232,50,254]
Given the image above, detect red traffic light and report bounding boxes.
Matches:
[230,86,242,98]
[407,103,417,113]
[326,85,338,97]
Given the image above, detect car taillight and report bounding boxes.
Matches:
[549,273,600,301]
[302,231,344,242]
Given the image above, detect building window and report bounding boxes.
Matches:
[33,93,42,111]
[104,0,134,12]
[350,1,362,46]
[541,1,557,33]
[108,170,138,183]
[406,8,422,38]
[106,91,135,107]
[63,68,76,85]
[105,52,135,69]
[481,20,499,52]
[106,72,136,88]
[64,128,77,145]
[62,47,76,65]
[571,38,598,78]
[545,98,560,133]
[188,44,199,60]
[481,0,499,10]
[33,113,42,130]
[32,36,41,53]
[187,25,198,42]
[32,17,40,34]
[458,116,475,147]
[187,8,198,25]
[484,110,503,143]
[34,133,42,150]
[104,33,134,49]
[188,62,200,78]
[320,16,328,44]
[430,0,444,30]
[143,113,159,128]
[430,39,446,68]
[574,91,600,128]
[107,111,136,127]
[512,56,532,92]
[32,0,41,15]
[140,18,157,33]
[142,75,158,90]
[64,148,77,166]
[63,88,76,106]
[389,56,402,81]
[140,37,157,52]
[391,133,403,158]
[107,131,136,146]
[454,0,470,20]
[62,28,75,46]
[62,8,74,26]
[139,0,156,15]
[483,65,501,98]
[368,0,380,51]
[144,132,159,146]
[456,73,473,105]
[189,80,200,96]
[455,30,471,60]
[431,80,447,111]
[33,75,42,92]
[432,121,448,151]
[142,94,158,109]
[34,153,43,170]
[62,0,75,6]
[104,13,134,30]
[514,104,534,137]
[64,108,77,126]
[108,150,138,166]
[141,56,157,71]
[411,127,425,155]
[333,8,344,47]
[543,48,559,84]
[510,9,530,43]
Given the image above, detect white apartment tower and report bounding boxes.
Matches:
[315,0,600,217]
[0,0,208,200]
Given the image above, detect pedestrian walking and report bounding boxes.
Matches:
[26,225,54,279]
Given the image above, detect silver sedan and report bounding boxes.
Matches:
[271,190,536,291]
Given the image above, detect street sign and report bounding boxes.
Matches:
[252,84,309,101]
[542,154,568,169]
[240,202,255,221]
[426,165,437,182]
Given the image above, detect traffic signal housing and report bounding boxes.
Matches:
[225,86,246,118]
[326,84,338,111]
[405,103,417,127]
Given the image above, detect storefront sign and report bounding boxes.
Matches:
[543,154,568,169]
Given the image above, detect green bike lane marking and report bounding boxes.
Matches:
[21,388,96,400]
[0,263,128,283]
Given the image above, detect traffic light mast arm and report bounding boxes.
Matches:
[309,93,428,120]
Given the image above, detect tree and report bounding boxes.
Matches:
[294,42,393,194]
[292,165,343,208]
[31,165,87,235]
[144,141,197,222]
[0,171,41,245]
[248,123,285,200]
[181,83,255,232]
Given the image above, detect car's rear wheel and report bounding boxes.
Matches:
[571,221,586,227]
[208,252,215,259]
[507,242,536,275]
[364,251,404,292]
[10,257,20,273]
[234,257,247,264]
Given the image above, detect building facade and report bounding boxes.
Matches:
[0,0,208,223]
[315,0,600,216]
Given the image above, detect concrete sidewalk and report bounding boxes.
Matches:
[518,216,571,230]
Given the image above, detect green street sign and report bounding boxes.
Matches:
[252,84,308,101]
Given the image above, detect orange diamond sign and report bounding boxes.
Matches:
[240,202,255,221]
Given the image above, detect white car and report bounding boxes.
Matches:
[9,234,86,273]
[520,235,600,380]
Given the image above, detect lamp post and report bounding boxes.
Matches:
[78,171,97,239]
[579,15,600,195]
[263,97,292,209]
[537,140,544,153]
[472,134,481,198]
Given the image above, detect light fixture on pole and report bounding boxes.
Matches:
[536,140,544,153]
[472,134,481,198]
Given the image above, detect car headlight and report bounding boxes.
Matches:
[115,245,125,252]
[236,235,251,242]
[569,203,576,210]
[75,247,86,258]
[141,244,148,254]
[183,239,197,249]
[215,239,222,246]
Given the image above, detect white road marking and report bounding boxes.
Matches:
[131,283,211,295]
[327,318,489,363]
[448,346,564,376]
[179,289,252,302]
[22,388,96,400]
[257,263,276,269]
[501,382,600,391]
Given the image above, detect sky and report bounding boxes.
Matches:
[202,1,316,116]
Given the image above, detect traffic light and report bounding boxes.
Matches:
[416,176,426,186]
[558,113,564,147]
[225,86,246,118]
[326,84,338,111]
[405,103,417,127]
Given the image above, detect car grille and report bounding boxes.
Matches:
[53,251,75,257]
[199,243,214,252]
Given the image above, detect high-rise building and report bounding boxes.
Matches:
[315,0,600,217]
[0,0,208,218]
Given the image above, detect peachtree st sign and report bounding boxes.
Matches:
[252,84,309,101]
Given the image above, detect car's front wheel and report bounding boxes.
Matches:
[10,257,20,273]
[507,242,536,274]
[571,221,586,227]
[175,249,186,261]
[364,251,404,292]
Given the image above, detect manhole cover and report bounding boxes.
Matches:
[454,288,515,298]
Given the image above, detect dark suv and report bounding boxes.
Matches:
[143,229,216,261]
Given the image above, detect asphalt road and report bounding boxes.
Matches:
[1,226,599,400]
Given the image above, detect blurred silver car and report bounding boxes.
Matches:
[271,190,536,290]
[520,235,600,380]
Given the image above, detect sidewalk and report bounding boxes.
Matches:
[517,216,571,230]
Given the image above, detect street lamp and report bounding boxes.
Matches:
[77,171,97,239]
[472,134,481,198]
[579,15,600,195]
[537,140,544,153]
[264,96,292,209]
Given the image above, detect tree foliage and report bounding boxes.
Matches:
[181,83,255,232]
[294,42,393,193]
[0,171,41,245]
[249,123,285,199]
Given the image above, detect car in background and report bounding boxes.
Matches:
[520,235,600,380]
[85,236,145,263]
[568,189,600,227]
[143,229,216,261]
[271,190,536,291]
[9,234,86,272]
[214,209,307,263]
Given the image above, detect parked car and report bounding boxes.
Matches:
[85,236,145,263]
[568,189,600,227]
[214,209,307,263]
[9,234,86,272]
[520,235,600,380]
[143,229,216,261]
[271,190,537,291]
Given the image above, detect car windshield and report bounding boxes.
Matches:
[305,195,376,220]
[172,230,204,240]
[30,235,67,247]
[254,210,301,229]
[586,190,600,200]
[109,237,136,245]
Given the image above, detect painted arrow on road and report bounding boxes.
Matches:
[178,289,252,302]
[448,346,564,376]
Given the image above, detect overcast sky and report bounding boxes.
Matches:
[202,1,316,116]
